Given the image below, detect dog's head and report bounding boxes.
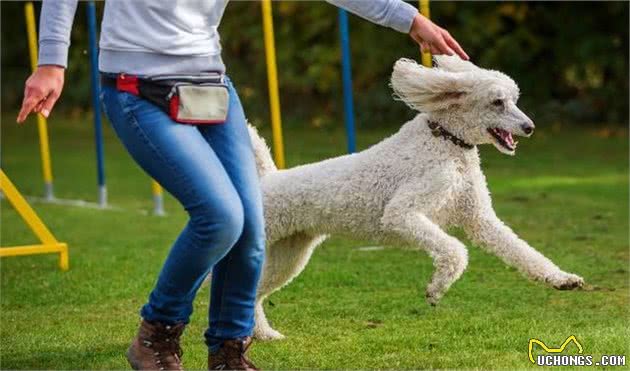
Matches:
[390,56,534,155]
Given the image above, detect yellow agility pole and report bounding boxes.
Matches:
[261,0,286,169]
[152,180,165,216]
[419,0,432,67]
[25,2,55,200]
[0,170,69,271]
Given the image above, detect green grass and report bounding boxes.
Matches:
[1,113,629,369]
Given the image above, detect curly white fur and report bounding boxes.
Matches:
[249,56,584,340]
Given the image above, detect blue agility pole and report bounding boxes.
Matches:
[338,9,356,154]
[86,1,107,207]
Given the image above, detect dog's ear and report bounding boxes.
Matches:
[390,58,473,112]
[433,55,479,73]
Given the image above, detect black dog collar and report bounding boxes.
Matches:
[428,121,474,150]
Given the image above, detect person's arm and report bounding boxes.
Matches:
[325,0,468,60]
[39,0,79,67]
[326,0,418,33]
[17,0,78,123]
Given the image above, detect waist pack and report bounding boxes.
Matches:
[102,73,229,125]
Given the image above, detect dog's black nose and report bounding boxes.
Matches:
[521,123,535,135]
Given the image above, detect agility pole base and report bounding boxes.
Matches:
[0,169,69,271]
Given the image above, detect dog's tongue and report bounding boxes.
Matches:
[498,128,514,146]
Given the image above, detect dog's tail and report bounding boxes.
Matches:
[248,124,278,177]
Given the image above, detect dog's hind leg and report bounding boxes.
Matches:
[254,232,328,340]
[381,201,468,305]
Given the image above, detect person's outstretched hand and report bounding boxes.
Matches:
[17,65,65,123]
[409,14,469,60]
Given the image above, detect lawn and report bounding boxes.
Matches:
[1,113,628,369]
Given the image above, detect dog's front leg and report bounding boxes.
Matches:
[381,198,468,305]
[462,208,584,290]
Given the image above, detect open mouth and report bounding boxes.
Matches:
[487,127,517,154]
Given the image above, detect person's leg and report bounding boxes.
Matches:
[100,86,245,324]
[199,77,266,351]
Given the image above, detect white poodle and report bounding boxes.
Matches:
[248,56,584,341]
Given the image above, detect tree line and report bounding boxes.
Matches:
[2,1,627,127]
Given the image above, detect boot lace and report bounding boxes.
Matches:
[141,324,184,369]
[212,338,257,370]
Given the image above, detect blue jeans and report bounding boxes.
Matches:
[100,76,265,350]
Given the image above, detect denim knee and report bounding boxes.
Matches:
[241,218,266,254]
[230,212,266,268]
[188,199,245,251]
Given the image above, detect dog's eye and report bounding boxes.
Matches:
[492,99,504,107]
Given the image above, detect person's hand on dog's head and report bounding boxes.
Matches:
[409,14,469,61]
[17,65,65,124]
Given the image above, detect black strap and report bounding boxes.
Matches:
[100,75,117,89]
[428,121,475,150]
[100,74,171,112]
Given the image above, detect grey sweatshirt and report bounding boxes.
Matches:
[39,0,418,75]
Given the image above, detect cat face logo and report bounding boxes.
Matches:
[528,335,584,364]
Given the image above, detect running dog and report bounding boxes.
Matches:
[248,55,584,340]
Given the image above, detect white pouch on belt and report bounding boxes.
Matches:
[169,83,229,125]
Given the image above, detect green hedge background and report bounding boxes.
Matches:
[2,1,628,128]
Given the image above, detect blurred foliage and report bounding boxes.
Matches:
[1,1,628,128]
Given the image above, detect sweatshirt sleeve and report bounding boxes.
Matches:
[325,0,419,33]
[38,0,79,68]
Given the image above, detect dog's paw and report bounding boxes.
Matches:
[425,285,443,306]
[545,271,585,290]
[254,327,286,341]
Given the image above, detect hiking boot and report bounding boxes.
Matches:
[126,319,185,370]
[208,336,258,370]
